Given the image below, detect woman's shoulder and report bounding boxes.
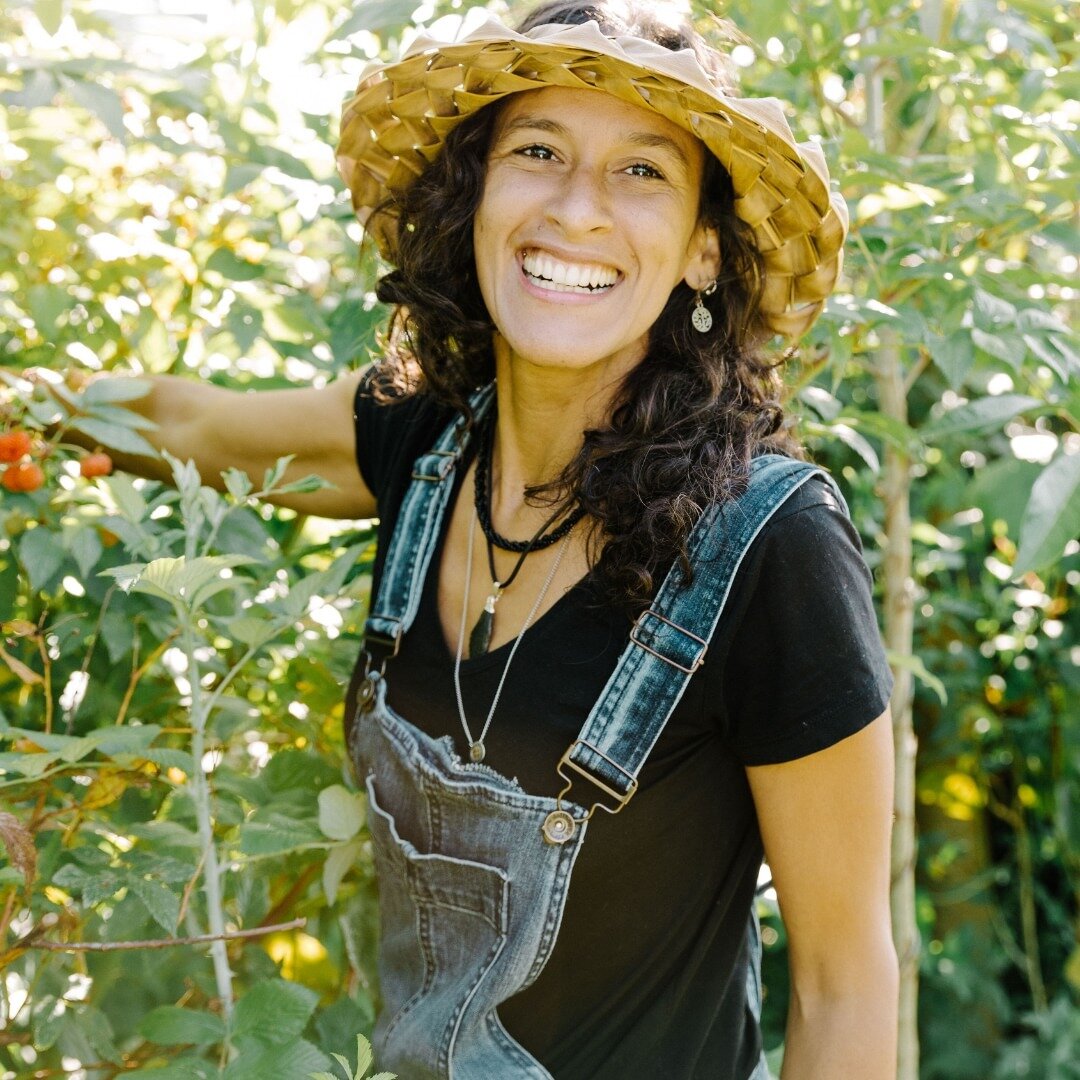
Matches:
[712,468,891,765]
[351,367,457,503]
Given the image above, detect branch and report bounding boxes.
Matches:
[24,917,306,953]
[115,629,180,726]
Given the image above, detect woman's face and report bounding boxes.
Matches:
[473,86,719,380]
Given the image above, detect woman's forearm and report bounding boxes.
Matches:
[780,976,898,1080]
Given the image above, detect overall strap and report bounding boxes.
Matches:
[553,455,847,822]
[364,385,495,666]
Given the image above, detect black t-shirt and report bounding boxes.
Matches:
[346,376,893,1080]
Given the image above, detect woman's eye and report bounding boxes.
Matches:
[517,144,556,161]
[626,162,664,179]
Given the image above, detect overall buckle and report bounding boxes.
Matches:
[541,740,638,846]
[628,609,707,674]
[411,449,457,482]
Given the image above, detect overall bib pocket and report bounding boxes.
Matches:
[365,774,512,1074]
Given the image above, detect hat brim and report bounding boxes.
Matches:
[337,15,848,339]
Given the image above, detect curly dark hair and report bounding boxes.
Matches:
[368,0,800,612]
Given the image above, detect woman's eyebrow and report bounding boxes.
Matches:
[498,116,692,171]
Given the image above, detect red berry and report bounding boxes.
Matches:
[1,462,45,493]
[0,430,32,463]
[80,452,114,478]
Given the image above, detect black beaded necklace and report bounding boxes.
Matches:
[467,408,586,657]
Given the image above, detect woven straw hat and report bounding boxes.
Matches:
[337,13,848,339]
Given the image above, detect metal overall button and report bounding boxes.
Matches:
[541,809,577,845]
[357,675,378,715]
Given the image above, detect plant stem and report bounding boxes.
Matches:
[863,16,920,1079]
[26,916,306,952]
[182,616,234,1019]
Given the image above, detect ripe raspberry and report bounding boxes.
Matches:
[0,430,32,463]
[80,452,114,478]
[1,462,46,493]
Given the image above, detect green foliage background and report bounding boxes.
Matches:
[0,0,1077,1076]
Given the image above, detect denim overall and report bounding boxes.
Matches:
[350,389,844,1079]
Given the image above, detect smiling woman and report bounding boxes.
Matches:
[329,3,897,1079]
[62,1,896,1077]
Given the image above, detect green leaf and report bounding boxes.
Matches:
[0,751,61,776]
[280,544,366,620]
[34,0,65,36]
[90,724,162,756]
[81,378,154,406]
[230,980,320,1045]
[63,77,127,141]
[101,473,149,522]
[261,455,295,492]
[223,467,254,500]
[273,474,331,496]
[140,1006,226,1047]
[237,819,325,857]
[31,997,65,1051]
[971,328,1026,368]
[125,1059,215,1079]
[227,614,280,649]
[26,283,71,334]
[886,651,947,705]
[68,526,104,578]
[930,332,975,391]
[1023,334,1069,382]
[136,748,196,772]
[323,839,363,905]
[129,877,180,933]
[224,1039,332,1080]
[71,1003,121,1062]
[139,556,186,597]
[330,0,418,39]
[972,288,1017,330]
[921,394,1041,440]
[70,417,158,457]
[18,528,66,591]
[224,163,265,194]
[206,248,263,282]
[354,1033,374,1078]
[59,735,96,762]
[1014,452,1080,575]
[318,785,366,841]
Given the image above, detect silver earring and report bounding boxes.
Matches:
[691,280,718,333]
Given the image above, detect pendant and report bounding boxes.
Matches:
[469,590,499,657]
[469,741,486,762]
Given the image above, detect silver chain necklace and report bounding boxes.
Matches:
[453,507,573,763]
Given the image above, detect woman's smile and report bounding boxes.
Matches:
[520,249,620,295]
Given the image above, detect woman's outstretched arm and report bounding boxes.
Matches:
[747,710,898,1080]
[55,369,376,519]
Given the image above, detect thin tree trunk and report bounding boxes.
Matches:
[877,342,919,1080]
[862,20,920,1080]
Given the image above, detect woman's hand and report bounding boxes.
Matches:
[747,710,898,1079]
[39,368,376,519]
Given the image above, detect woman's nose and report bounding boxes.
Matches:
[543,167,613,236]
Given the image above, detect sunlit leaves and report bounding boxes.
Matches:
[1014,450,1080,574]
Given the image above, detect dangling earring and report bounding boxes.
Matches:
[691,280,717,330]
[691,280,718,333]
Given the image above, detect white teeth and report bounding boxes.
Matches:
[521,251,617,293]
